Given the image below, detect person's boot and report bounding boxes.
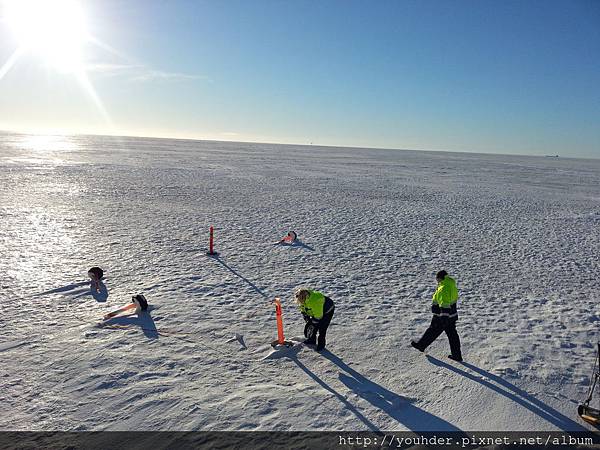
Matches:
[411,341,424,352]
[448,354,463,362]
[316,334,326,351]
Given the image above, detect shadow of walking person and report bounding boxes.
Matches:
[427,356,588,431]
[323,350,465,432]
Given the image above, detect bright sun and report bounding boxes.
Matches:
[4,0,88,73]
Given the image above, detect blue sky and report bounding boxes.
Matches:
[0,0,598,157]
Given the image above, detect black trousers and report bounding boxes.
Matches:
[416,315,462,358]
[305,297,335,348]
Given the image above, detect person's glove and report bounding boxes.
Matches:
[304,323,316,339]
[302,312,310,323]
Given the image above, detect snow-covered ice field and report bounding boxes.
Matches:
[1,132,599,431]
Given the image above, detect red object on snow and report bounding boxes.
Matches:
[103,303,136,320]
[271,298,294,347]
[207,226,218,255]
[274,298,285,345]
[277,231,297,244]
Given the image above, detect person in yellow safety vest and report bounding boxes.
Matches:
[295,288,335,351]
[411,270,463,362]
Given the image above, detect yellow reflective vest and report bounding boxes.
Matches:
[298,290,326,319]
[432,276,458,308]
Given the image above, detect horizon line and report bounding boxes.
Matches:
[0,127,596,162]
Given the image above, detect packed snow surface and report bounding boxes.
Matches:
[1,133,599,431]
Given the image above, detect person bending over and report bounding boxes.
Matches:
[295,288,335,351]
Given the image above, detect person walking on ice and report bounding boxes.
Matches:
[295,288,335,351]
[411,270,463,362]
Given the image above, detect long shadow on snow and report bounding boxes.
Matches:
[322,350,464,432]
[277,239,314,251]
[290,355,380,431]
[35,281,89,296]
[105,310,158,339]
[35,281,109,302]
[74,282,109,302]
[427,356,587,431]
[214,256,268,298]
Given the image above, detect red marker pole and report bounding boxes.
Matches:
[207,226,218,256]
[274,298,285,345]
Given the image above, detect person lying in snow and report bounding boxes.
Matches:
[411,270,463,362]
[294,288,335,351]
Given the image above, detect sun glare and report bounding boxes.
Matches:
[4,0,88,73]
[18,134,79,153]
